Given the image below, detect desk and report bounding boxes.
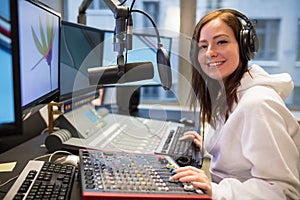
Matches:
[0,133,82,199]
[0,107,203,199]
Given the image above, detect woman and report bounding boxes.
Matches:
[172,9,300,199]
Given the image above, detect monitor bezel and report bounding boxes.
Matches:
[0,0,22,137]
[19,0,61,110]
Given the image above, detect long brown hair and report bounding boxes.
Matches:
[189,9,250,129]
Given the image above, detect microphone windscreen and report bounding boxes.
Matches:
[157,47,172,90]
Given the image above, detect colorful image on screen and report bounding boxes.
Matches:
[18,0,60,108]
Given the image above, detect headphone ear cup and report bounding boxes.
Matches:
[248,27,259,59]
[240,29,250,60]
[240,27,259,60]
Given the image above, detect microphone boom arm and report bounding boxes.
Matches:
[103,0,130,77]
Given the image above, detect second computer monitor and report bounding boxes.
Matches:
[60,21,105,101]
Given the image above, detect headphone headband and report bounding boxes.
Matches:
[217,8,259,60]
[217,9,252,27]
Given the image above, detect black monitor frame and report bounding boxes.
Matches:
[0,0,22,137]
[18,0,61,111]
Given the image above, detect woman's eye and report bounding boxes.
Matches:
[198,45,207,50]
[217,40,228,45]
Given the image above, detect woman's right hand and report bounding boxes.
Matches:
[171,166,212,196]
[179,131,203,149]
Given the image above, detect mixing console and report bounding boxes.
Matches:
[78,149,211,200]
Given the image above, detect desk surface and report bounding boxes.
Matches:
[0,133,81,200]
[0,107,200,199]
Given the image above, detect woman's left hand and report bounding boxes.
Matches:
[179,131,203,149]
[171,166,212,196]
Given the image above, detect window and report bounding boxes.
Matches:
[206,0,223,10]
[143,1,159,27]
[90,0,108,10]
[63,0,300,108]
[143,87,159,99]
[140,1,176,102]
[293,87,300,106]
[297,19,300,61]
[254,19,280,60]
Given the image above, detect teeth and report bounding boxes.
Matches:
[208,62,223,67]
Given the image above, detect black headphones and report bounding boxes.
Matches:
[217,8,259,60]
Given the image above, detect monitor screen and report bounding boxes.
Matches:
[18,0,60,109]
[102,31,172,86]
[60,21,104,101]
[0,0,22,136]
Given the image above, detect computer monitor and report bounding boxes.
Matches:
[60,21,105,101]
[0,0,22,137]
[18,0,60,110]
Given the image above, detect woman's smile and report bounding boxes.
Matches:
[207,61,225,67]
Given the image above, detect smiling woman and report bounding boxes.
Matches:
[174,8,300,199]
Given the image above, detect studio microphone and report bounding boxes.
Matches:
[88,62,154,85]
[87,3,172,89]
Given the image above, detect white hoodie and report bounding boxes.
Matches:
[206,64,300,200]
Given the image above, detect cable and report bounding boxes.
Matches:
[47,150,73,162]
[32,150,74,162]
[33,153,53,161]
[118,0,127,6]
[131,9,161,46]
[0,175,19,188]
[129,0,136,11]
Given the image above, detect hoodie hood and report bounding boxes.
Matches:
[238,64,294,100]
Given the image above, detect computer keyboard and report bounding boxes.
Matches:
[168,126,195,155]
[4,160,76,200]
[155,125,202,167]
